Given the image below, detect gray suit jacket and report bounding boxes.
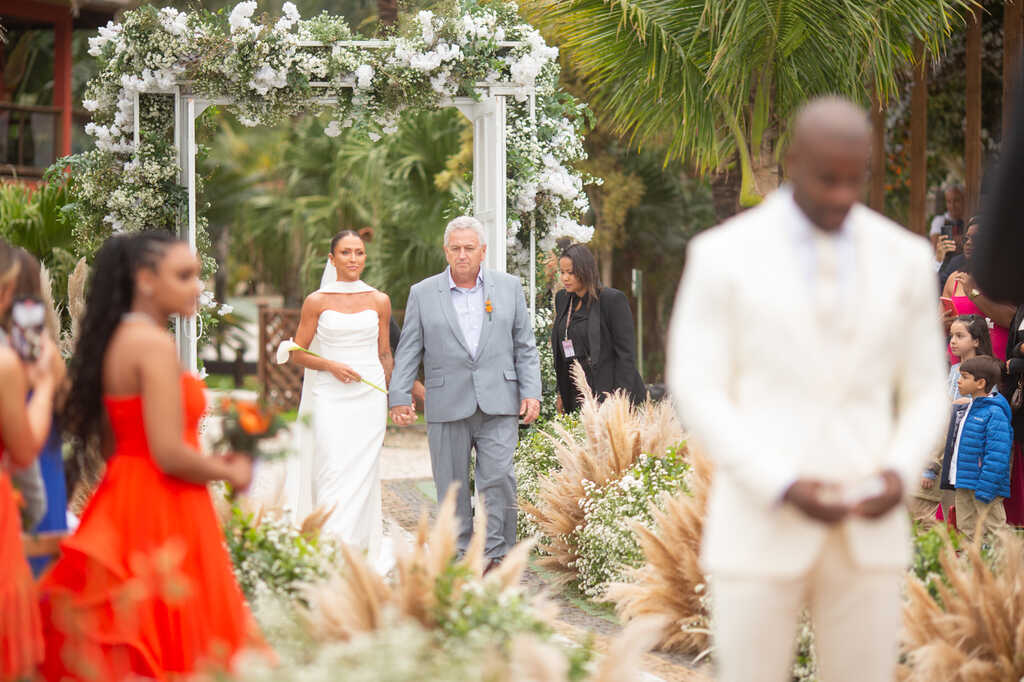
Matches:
[390,268,542,423]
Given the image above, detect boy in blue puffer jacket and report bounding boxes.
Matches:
[942,355,1013,541]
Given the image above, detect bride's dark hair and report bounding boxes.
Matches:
[62,229,181,491]
[330,230,363,253]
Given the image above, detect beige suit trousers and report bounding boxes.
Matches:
[711,528,903,682]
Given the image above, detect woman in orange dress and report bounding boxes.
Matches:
[0,241,59,682]
[39,230,258,681]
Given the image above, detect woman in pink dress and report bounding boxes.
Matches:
[942,218,1016,360]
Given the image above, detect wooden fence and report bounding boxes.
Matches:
[257,305,303,410]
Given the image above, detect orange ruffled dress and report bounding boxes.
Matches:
[1,462,45,680]
[39,375,259,681]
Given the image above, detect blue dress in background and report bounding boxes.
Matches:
[29,422,65,576]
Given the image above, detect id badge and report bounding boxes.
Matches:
[561,339,576,358]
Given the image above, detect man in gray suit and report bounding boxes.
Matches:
[390,216,542,569]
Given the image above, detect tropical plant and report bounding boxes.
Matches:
[371,108,469,309]
[0,180,78,312]
[204,105,463,309]
[521,0,974,213]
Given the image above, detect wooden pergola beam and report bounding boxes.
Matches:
[910,41,928,235]
[965,5,983,215]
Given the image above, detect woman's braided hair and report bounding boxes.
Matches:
[62,230,180,490]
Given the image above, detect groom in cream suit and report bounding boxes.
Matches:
[667,98,948,681]
[390,216,541,570]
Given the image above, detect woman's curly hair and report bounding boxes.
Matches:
[62,230,180,491]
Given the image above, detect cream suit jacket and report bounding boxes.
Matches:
[667,189,949,578]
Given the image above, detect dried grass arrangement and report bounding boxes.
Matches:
[239,485,667,681]
[900,528,1024,681]
[64,256,89,356]
[605,448,713,656]
[300,486,546,640]
[524,364,684,580]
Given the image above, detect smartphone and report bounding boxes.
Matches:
[10,297,45,363]
[940,220,955,239]
[940,297,957,317]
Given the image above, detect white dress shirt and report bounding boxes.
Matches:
[448,266,485,357]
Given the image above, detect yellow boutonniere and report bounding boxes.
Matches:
[485,299,493,321]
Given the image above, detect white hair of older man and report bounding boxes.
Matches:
[444,216,487,247]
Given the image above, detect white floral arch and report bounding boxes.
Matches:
[62,1,595,369]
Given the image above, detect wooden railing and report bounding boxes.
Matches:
[257,305,303,410]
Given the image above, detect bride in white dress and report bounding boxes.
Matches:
[277,230,392,567]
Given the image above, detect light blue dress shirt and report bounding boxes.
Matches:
[448,266,485,357]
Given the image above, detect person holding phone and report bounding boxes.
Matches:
[941,218,1016,361]
[929,184,966,250]
[7,248,69,575]
[0,239,59,682]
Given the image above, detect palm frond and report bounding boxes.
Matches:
[522,0,974,201]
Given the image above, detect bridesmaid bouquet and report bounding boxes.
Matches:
[213,398,290,462]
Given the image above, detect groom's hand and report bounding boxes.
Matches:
[520,398,541,425]
[390,405,415,427]
[851,470,904,519]
[783,479,850,524]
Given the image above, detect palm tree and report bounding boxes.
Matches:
[521,0,974,216]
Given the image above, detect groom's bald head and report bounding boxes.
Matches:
[786,97,871,232]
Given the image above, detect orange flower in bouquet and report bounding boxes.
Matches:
[237,402,271,435]
[214,399,288,461]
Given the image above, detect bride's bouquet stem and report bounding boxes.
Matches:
[276,339,388,394]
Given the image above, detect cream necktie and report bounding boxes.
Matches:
[814,231,840,331]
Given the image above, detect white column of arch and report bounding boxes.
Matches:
[454,95,507,273]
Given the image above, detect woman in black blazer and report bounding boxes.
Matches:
[550,243,646,412]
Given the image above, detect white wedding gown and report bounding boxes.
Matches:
[250,269,391,572]
[304,308,388,555]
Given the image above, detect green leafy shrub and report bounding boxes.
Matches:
[910,524,967,603]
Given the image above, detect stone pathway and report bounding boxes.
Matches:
[378,425,712,682]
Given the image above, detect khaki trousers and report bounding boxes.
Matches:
[907,496,938,527]
[907,490,956,529]
[953,488,1007,542]
[711,529,902,682]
